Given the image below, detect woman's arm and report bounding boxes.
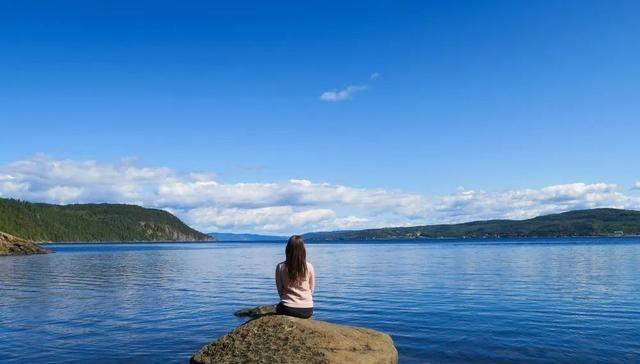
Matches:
[309,264,315,294]
[275,264,283,297]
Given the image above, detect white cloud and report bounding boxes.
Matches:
[320,85,367,102]
[370,72,381,80]
[0,155,423,233]
[1,155,639,234]
[47,186,84,203]
[430,182,637,223]
[633,181,640,190]
[185,206,337,233]
[1,154,175,204]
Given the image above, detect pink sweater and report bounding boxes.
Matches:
[275,261,315,308]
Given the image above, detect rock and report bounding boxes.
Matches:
[0,231,50,256]
[234,304,277,319]
[191,315,398,364]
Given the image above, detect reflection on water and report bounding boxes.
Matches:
[1,239,639,363]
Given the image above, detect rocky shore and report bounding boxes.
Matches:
[0,231,50,256]
[191,315,398,364]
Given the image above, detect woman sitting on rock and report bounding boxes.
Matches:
[274,235,315,319]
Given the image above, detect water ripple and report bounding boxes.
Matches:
[1,239,640,363]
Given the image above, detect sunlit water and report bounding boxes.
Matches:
[1,238,639,363]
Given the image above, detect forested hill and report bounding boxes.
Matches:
[303,208,640,240]
[0,198,212,242]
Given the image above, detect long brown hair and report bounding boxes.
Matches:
[285,235,308,282]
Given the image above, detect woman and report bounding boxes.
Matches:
[275,235,315,319]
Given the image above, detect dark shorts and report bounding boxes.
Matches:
[276,302,313,319]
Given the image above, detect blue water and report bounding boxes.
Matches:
[1,239,639,363]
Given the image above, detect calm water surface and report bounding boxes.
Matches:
[1,238,639,363]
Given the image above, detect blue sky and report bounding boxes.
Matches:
[1,1,640,233]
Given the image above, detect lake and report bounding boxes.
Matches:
[1,238,639,363]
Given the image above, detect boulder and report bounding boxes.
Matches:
[0,231,50,256]
[191,315,398,364]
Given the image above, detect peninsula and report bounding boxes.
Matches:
[0,198,212,242]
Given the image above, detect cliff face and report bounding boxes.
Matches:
[0,231,50,256]
[191,315,398,364]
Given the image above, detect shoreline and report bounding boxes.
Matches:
[41,240,217,245]
[304,235,640,242]
[40,235,640,246]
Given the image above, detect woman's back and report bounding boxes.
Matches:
[275,261,315,308]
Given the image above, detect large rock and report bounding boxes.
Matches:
[0,231,50,256]
[191,315,398,364]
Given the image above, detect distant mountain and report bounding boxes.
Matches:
[0,198,212,242]
[209,232,287,242]
[303,208,640,240]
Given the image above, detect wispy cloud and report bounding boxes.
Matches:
[633,181,640,190]
[320,72,381,102]
[1,155,640,234]
[319,85,367,102]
